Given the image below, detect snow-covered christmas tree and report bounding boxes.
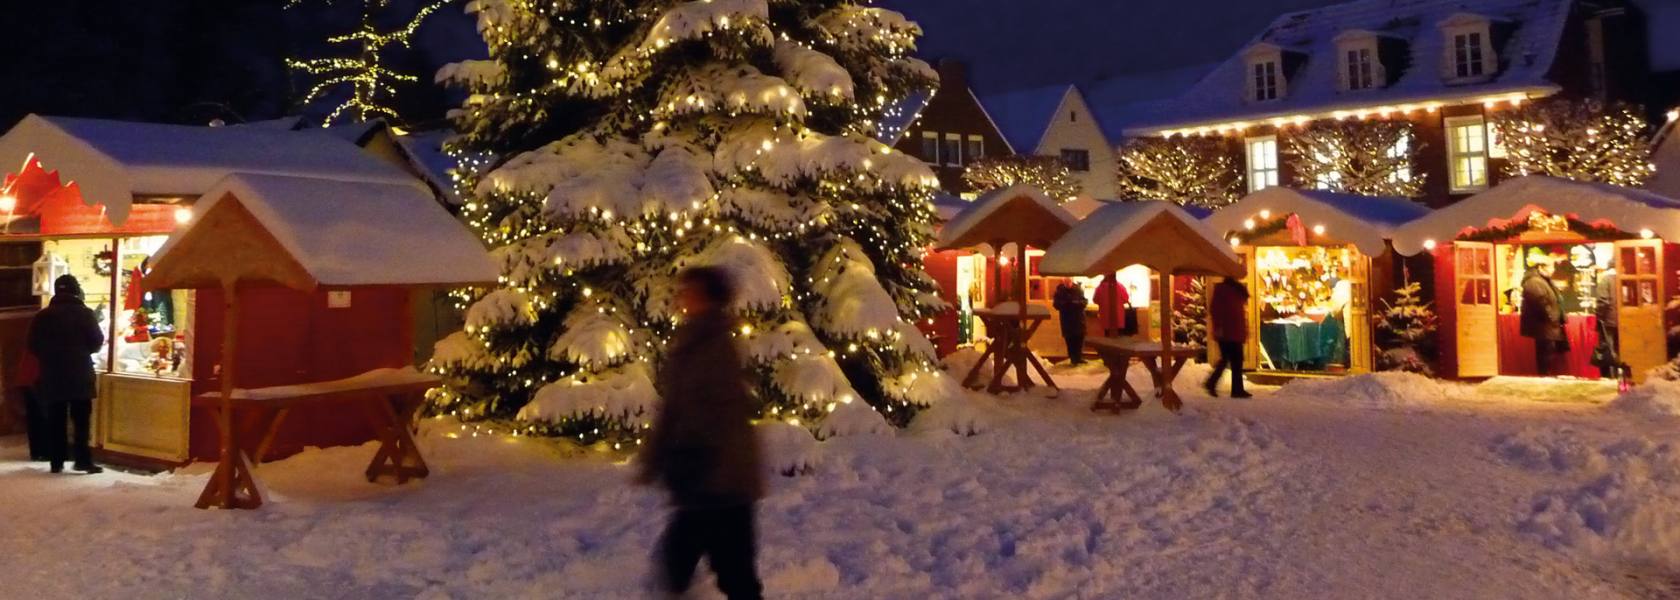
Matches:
[1375,280,1437,375]
[428,0,959,444]
[1173,277,1208,358]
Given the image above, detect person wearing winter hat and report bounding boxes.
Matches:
[28,274,105,474]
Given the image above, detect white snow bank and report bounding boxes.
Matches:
[1493,427,1610,473]
[1508,430,1680,564]
[816,399,891,439]
[757,420,819,476]
[1610,379,1680,417]
[1281,372,1448,408]
[1476,376,1618,404]
[910,392,993,436]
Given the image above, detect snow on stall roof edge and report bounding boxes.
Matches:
[935,184,1077,249]
[1041,200,1238,275]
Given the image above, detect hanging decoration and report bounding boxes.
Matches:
[1285,119,1425,198]
[1115,136,1241,207]
[962,156,1082,203]
[1489,97,1656,187]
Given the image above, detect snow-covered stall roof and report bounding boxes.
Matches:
[0,115,418,224]
[147,173,496,290]
[979,85,1074,154]
[1125,0,1571,135]
[1204,187,1430,255]
[1040,201,1242,277]
[935,184,1078,251]
[1391,176,1680,255]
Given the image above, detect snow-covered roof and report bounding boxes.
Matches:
[935,184,1077,251]
[1084,63,1217,143]
[876,89,933,146]
[930,191,970,222]
[394,130,464,206]
[1204,187,1429,255]
[1040,201,1242,277]
[1649,109,1680,200]
[1392,176,1680,255]
[0,115,418,224]
[978,85,1074,154]
[153,173,495,288]
[1126,0,1571,135]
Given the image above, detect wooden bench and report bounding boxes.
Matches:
[190,368,440,509]
[1087,337,1200,413]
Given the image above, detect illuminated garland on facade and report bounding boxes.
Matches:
[962,156,1082,203]
[1285,120,1425,198]
[1489,97,1656,187]
[1115,136,1241,207]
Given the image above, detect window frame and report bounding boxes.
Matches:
[1251,60,1280,102]
[1445,116,1490,192]
[1453,31,1486,79]
[919,131,939,163]
[1245,136,1280,193]
[1060,148,1090,172]
[1346,47,1375,91]
[942,133,963,167]
[964,134,984,163]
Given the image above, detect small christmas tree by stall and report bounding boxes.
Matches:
[1286,120,1425,198]
[962,156,1082,203]
[1173,277,1208,358]
[1115,136,1241,207]
[1489,97,1656,187]
[1375,280,1438,375]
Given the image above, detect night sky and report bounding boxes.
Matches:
[1,0,1674,128]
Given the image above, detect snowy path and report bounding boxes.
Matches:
[4,368,1680,599]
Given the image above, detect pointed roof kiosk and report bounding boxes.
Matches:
[1041,201,1243,411]
[145,173,496,509]
[935,184,1078,393]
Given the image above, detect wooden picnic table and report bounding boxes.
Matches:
[1086,336,1200,413]
[965,307,1057,394]
[189,368,439,509]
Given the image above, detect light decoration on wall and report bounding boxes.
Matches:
[1152,93,1539,139]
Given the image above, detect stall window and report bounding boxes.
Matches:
[0,242,42,309]
[112,236,193,378]
[1446,116,1489,192]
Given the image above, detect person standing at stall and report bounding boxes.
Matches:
[1521,258,1567,377]
[1206,276,1252,398]
[637,267,764,600]
[1593,267,1621,379]
[28,275,105,474]
[1094,274,1130,337]
[1052,279,1089,365]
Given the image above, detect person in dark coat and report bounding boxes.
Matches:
[1520,260,1567,376]
[1051,280,1089,365]
[1205,277,1252,398]
[1593,268,1620,378]
[637,266,764,600]
[28,275,105,474]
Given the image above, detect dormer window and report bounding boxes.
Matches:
[1346,47,1376,90]
[1438,13,1500,83]
[1334,30,1392,92]
[1243,43,1298,103]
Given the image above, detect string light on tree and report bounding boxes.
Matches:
[962,155,1082,203]
[1115,136,1241,207]
[1490,97,1656,187]
[1285,120,1426,198]
[285,0,457,125]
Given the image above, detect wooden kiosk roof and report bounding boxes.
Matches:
[935,184,1078,251]
[1040,201,1242,278]
[1390,176,1680,255]
[145,173,497,292]
[1203,187,1430,256]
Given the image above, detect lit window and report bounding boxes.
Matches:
[1060,149,1090,172]
[1387,135,1413,185]
[1346,48,1375,90]
[1313,148,1341,190]
[1446,116,1488,191]
[1246,136,1279,192]
[1252,61,1280,101]
[920,131,939,163]
[965,135,984,162]
[1453,32,1486,79]
[943,133,962,166]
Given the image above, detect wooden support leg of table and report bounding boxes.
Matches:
[1158,356,1191,413]
[365,394,430,484]
[194,404,264,510]
[1090,351,1143,413]
[1019,320,1057,391]
[251,408,290,467]
[962,343,999,390]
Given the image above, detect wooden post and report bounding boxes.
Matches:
[195,278,262,509]
[1159,269,1173,357]
[1014,242,1030,386]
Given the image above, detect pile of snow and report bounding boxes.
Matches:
[940,346,1011,387]
[1610,379,1680,417]
[756,420,819,476]
[1475,376,1618,404]
[1505,429,1680,564]
[1280,371,1448,408]
[815,399,891,439]
[909,392,993,436]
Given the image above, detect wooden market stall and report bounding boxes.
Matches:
[935,184,1078,393]
[1041,201,1244,412]
[1203,187,1430,377]
[144,173,496,508]
[0,115,446,466]
[1392,176,1680,382]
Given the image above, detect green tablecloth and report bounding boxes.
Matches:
[1260,320,1324,369]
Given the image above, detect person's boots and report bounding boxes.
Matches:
[50,461,63,474]
[73,463,103,474]
[1203,377,1219,398]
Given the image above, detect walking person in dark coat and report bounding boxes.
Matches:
[1052,280,1089,365]
[29,275,104,474]
[637,267,764,600]
[1521,259,1567,377]
[1205,277,1252,398]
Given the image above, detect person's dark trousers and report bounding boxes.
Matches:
[1598,325,1619,378]
[659,504,763,600]
[45,397,94,469]
[1207,340,1247,395]
[23,388,49,461]
[1535,338,1555,376]
[1061,320,1085,364]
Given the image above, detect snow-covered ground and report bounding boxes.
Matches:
[6,365,1680,599]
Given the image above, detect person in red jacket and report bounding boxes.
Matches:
[1205,276,1252,398]
[1094,274,1130,337]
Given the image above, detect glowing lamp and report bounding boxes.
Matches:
[1641,228,1655,240]
[1229,237,1241,248]
[1259,210,1271,219]
[1668,110,1679,123]
[1312,224,1326,236]
[1423,239,1438,251]
[1243,218,1256,230]
[998,256,1011,266]
[173,207,192,224]
[0,194,15,213]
